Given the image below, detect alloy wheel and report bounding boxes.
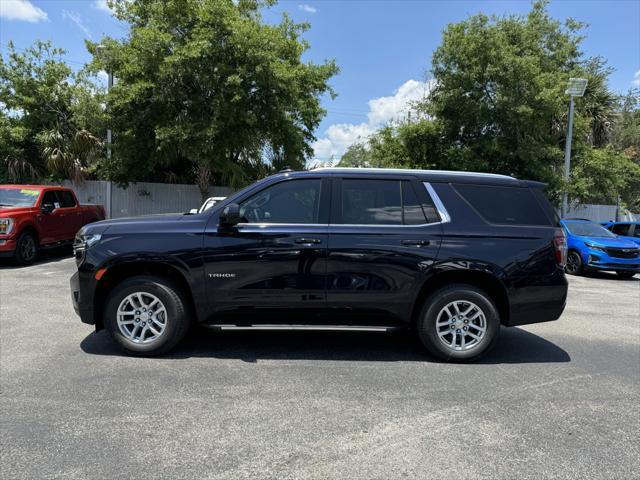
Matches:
[20,235,36,262]
[116,292,168,344]
[435,300,487,352]
[566,251,581,274]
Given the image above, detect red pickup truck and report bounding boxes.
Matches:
[0,185,105,265]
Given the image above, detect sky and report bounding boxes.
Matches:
[1,0,639,165]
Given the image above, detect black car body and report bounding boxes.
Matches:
[71,168,568,361]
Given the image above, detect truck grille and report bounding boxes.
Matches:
[605,248,640,259]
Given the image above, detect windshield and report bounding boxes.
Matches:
[564,221,616,238]
[0,188,40,207]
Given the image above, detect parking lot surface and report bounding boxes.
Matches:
[1,253,639,479]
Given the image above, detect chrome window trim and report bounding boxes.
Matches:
[424,182,451,224]
[235,182,451,228]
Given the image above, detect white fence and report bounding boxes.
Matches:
[564,204,638,222]
[47,180,234,219]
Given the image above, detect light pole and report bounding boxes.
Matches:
[561,77,588,219]
[96,44,114,218]
[96,45,113,160]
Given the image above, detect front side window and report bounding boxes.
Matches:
[634,225,640,238]
[41,191,60,209]
[239,179,321,224]
[612,224,631,236]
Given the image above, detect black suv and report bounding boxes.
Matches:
[71,168,568,361]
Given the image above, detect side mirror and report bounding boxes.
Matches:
[41,203,55,214]
[219,203,241,226]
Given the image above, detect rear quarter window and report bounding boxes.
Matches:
[453,184,552,226]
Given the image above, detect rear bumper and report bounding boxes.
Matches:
[504,270,568,327]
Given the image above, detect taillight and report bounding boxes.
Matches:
[554,228,567,268]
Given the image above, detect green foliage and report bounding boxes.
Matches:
[569,147,640,210]
[0,41,103,182]
[89,0,337,197]
[342,1,635,209]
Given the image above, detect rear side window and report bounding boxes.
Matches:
[401,181,428,225]
[454,184,552,226]
[57,190,76,208]
[341,179,402,225]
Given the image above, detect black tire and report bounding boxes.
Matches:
[616,271,637,279]
[565,250,583,276]
[104,275,191,356]
[416,284,500,362]
[13,230,38,266]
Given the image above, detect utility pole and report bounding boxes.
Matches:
[561,78,588,219]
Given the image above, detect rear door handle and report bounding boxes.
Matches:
[401,239,430,247]
[295,237,322,245]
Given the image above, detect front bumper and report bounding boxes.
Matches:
[0,237,17,257]
[583,250,640,272]
[70,271,95,325]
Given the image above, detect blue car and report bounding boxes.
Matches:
[601,221,640,246]
[560,219,639,279]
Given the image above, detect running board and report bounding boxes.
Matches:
[206,324,402,332]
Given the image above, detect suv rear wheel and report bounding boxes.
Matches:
[417,284,500,362]
[104,275,190,356]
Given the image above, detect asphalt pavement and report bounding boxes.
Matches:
[1,252,639,479]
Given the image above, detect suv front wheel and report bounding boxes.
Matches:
[104,275,191,356]
[417,284,500,362]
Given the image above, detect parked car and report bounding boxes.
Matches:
[71,168,568,362]
[189,196,226,214]
[0,185,106,265]
[561,219,639,279]
[601,221,640,246]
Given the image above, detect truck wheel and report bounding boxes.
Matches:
[616,271,636,279]
[104,275,191,356]
[565,251,583,275]
[416,284,500,362]
[13,231,38,265]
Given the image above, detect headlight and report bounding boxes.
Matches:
[585,242,605,251]
[0,218,14,235]
[73,231,102,264]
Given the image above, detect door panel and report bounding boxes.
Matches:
[325,177,443,325]
[37,191,62,244]
[326,225,441,325]
[204,225,328,324]
[202,176,331,325]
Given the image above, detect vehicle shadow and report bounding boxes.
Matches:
[80,326,570,364]
[581,270,639,281]
[0,246,73,270]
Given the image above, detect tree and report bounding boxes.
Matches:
[0,41,103,182]
[90,0,338,199]
[422,0,620,201]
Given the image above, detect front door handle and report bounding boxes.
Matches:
[401,239,430,247]
[295,237,322,245]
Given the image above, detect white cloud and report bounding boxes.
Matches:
[298,4,317,14]
[93,0,113,13]
[0,0,48,23]
[311,79,434,164]
[633,70,640,88]
[62,10,91,38]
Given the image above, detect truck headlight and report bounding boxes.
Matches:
[0,218,14,235]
